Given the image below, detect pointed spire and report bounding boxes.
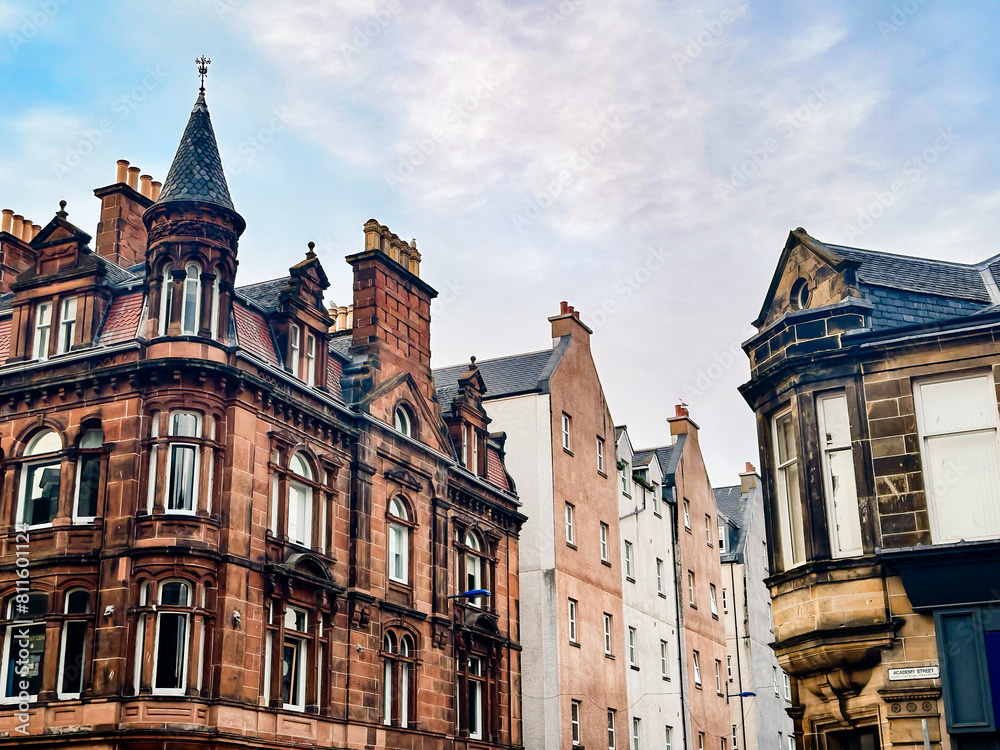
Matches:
[156,88,236,212]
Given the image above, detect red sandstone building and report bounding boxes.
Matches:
[0,83,524,748]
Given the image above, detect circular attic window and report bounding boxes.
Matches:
[790,278,810,310]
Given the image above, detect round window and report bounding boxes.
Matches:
[790,278,810,310]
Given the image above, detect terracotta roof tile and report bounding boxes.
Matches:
[486,447,509,491]
[326,353,343,402]
[97,292,144,345]
[233,303,279,367]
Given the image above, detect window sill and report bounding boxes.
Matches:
[626,576,635,584]
[569,640,581,648]
[630,665,640,671]
[689,603,697,609]
[695,683,703,690]
[605,653,614,659]
[657,592,667,599]
[566,542,577,550]
[601,559,612,567]
[711,613,719,620]
[563,448,574,457]
[597,469,607,478]
[684,527,692,534]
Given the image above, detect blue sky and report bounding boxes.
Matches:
[2,0,999,484]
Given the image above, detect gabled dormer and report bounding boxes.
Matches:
[7,205,113,363]
[443,357,491,476]
[269,245,334,387]
[143,88,245,346]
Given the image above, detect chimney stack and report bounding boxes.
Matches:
[94,158,155,267]
[549,300,592,346]
[667,402,700,443]
[740,462,759,494]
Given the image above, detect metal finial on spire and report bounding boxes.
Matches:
[196,56,211,92]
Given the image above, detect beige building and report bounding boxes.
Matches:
[741,227,1000,750]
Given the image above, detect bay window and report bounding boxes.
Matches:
[773,410,805,568]
[18,429,63,528]
[153,580,191,694]
[915,373,1000,543]
[817,393,862,556]
[2,594,47,703]
[165,411,200,513]
[73,427,103,522]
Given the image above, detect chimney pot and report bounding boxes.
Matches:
[675,403,689,418]
[11,215,24,240]
[127,166,140,190]
[745,462,755,474]
[140,174,153,198]
[560,301,569,314]
[116,159,130,184]
[151,180,162,201]
[1,210,12,234]
[31,224,41,240]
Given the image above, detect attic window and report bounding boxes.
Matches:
[394,406,413,437]
[790,278,810,310]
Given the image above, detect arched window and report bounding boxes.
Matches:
[58,589,90,698]
[153,580,191,694]
[288,454,314,547]
[73,426,103,522]
[1,593,47,703]
[182,262,201,335]
[382,630,416,727]
[18,429,63,528]
[281,607,308,711]
[394,406,413,437]
[388,497,410,585]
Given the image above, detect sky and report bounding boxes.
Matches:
[2,0,1000,487]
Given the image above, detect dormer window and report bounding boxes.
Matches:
[290,325,301,374]
[305,333,316,386]
[790,278,809,311]
[33,302,52,360]
[58,297,78,354]
[394,406,413,437]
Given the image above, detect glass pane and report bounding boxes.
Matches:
[183,278,199,333]
[154,613,186,690]
[5,624,45,698]
[79,429,103,449]
[282,640,299,705]
[828,448,862,554]
[171,413,198,437]
[62,297,77,320]
[775,413,797,464]
[289,454,311,479]
[76,454,101,518]
[926,431,1000,542]
[24,462,60,526]
[785,461,805,563]
[160,581,190,606]
[168,446,197,510]
[820,395,851,448]
[60,620,87,694]
[920,376,995,434]
[400,662,410,727]
[389,496,407,521]
[27,429,61,456]
[288,482,311,545]
[66,590,90,614]
[383,658,393,723]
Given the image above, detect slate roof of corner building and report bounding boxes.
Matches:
[631,445,676,478]
[235,276,293,312]
[156,91,236,211]
[713,484,748,527]
[432,342,569,415]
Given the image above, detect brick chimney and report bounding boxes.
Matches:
[0,208,39,294]
[740,462,758,494]
[345,220,438,405]
[93,159,156,268]
[667,403,700,447]
[549,300,592,347]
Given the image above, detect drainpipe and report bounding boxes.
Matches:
[730,562,749,750]
[667,485,689,750]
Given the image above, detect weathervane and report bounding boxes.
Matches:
[196,56,211,92]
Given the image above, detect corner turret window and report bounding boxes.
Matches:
[182,263,201,335]
[394,406,413,437]
[166,412,200,513]
[18,429,63,528]
[153,580,192,694]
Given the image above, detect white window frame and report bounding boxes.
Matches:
[565,503,575,545]
[17,430,63,529]
[624,540,634,580]
[468,656,484,739]
[719,523,727,552]
[57,590,89,699]
[660,640,668,679]
[571,699,582,745]
[388,497,410,584]
[683,499,691,530]
[783,671,791,701]
[600,522,609,562]
[1,597,46,704]
[603,613,613,656]
[58,296,78,355]
[290,324,301,375]
[914,372,1000,544]
[608,709,617,749]
[562,413,572,450]
[706,514,712,545]
[628,627,637,667]
[727,655,733,682]
[394,406,413,437]
[817,392,863,557]
[164,411,201,515]
[305,333,316,386]
[33,301,52,360]
[656,558,665,595]
[152,580,191,696]
[282,607,308,711]
[710,584,718,616]
[597,436,605,473]
[665,726,673,750]
[773,666,779,697]
[773,409,806,568]
[568,599,578,644]
[72,429,103,523]
[632,717,641,750]
[688,571,695,606]
[693,650,702,686]
[181,262,201,335]
[722,587,729,614]
[715,659,723,694]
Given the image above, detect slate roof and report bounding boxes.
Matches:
[233,302,280,367]
[329,332,352,360]
[104,259,141,288]
[632,445,675,478]
[157,91,236,211]
[433,344,566,412]
[828,244,993,303]
[235,277,290,312]
[713,484,747,526]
